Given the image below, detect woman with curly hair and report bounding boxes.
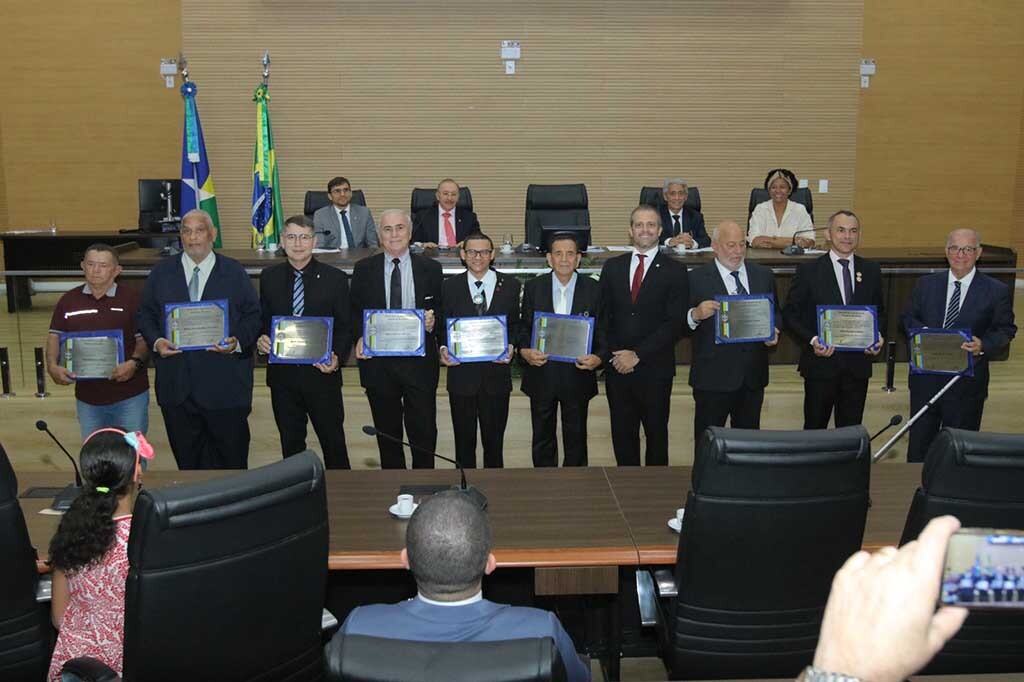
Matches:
[46,428,154,681]
[747,168,815,249]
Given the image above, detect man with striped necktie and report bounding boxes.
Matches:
[902,228,1016,462]
[257,216,353,469]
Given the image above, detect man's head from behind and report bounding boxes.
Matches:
[401,491,496,601]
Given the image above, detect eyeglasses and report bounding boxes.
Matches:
[946,246,978,256]
[284,233,314,242]
[464,249,492,258]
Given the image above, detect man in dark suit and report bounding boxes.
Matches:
[659,178,710,249]
[136,209,260,469]
[312,176,378,249]
[902,228,1016,462]
[257,216,353,469]
[518,232,604,467]
[411,178,480,249]
[782,210,885,429]
[686,220,779,441]
[438,233,520,469]
[599,205,688,466]
[351,209,443,469]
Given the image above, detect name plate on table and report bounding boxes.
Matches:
[363,309,426,357]
[532,313,595,363]
[816,305,879,351]
[714,294,775,344]
[447,315,508,363]
[59,330,124,380]
[165,300,230,351]
[269,316,333,365]
[909,328,974,377]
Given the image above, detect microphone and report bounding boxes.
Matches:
[781,227,829,256]
[362,425,488,510]
[869,414,903,442]
[36,420,82,511]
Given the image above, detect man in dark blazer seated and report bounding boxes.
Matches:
[686,220,779,441]
[659,178,710,249]
[351,209,443,469]
[136,209,260,469]
[312,175,378,249]
[411,178,480,249]
[599,205,688,466]
[337,491,591,682]
[782,210,884,429]
[257,216,353,469]
[902,228,1016,462]
[438,233,520,469]
[518,232,604,467]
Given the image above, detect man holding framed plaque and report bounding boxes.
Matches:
[136,209,261,469]
[257,216,353,469]
[783,210,884,429]
[518,232,604,467]
[686,221,779,442]
[438,233,520,469]
[47,243,150,440]
[902,228,1016,462]
[351,209,443,469]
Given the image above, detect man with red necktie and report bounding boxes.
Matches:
[412,178,480,249]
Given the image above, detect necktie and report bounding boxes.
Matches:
[556,286,568,315]
[673,214,681,236]
[389,258,403,309]
[292,269,304,316]
[474,280,487,315]
[340,209,355,249]
[443,211,456,246]
[944,281,961,328]
[630,253,646,304]
[188,266,200,302]
[839,259,854,305]
[730,270,747,296]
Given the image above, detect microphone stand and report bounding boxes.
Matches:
[780,227,829,256]
[872,375,961,463]
[36,420,83,510]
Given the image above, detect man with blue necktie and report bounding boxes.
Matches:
[312,176,378,249]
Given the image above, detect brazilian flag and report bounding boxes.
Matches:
[251,83,283,250]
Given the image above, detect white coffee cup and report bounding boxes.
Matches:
[675,508,685,524]
[396,494,415,516]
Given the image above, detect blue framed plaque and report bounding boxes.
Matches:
[816,305,879,351]
[532,312,595,364]
[58,329,125,380]
[164,299,230,351]
[269,316,333,365]
[447,315,508,363]
[714,294,775,344]
[908,327,974,377]
[363,309,426,357]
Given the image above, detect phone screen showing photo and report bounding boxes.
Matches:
[941,528,1024,609]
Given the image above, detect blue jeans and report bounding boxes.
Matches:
[76,390,150,441]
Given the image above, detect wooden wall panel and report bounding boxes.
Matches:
[1014,86,1024,262]
[183,0,863,248]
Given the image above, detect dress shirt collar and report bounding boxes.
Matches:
[468,268,497,287]
[948,267,977,290]
[829,249,856,267]
[182,250,216,274]
[81,282,118,297]
[417,591,483,607]
[631,244,659,259]
[385,249,411,266]
[713,258,748,288]
[552,271,578,292]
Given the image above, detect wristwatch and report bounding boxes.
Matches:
[130,356,145,370]
[799,666,863,682]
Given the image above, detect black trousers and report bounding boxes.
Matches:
[605,374,672,466]
[161,397,250,469]
[270,383,350,469]
[448,391,511,469]
[529,393,591,467]
[907,382,986,463]
[692,387,764,443]
[366,384,437,469]
[803,374,869,429]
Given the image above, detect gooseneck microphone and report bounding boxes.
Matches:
[869,414,903,442]
[780,227,830,256]
[362,425,488,510]
[36,420,82,510]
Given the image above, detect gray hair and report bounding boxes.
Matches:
[711,220,743,242]
[378,208,412,229]
[827,210,861,229]
[662,178,689,193]
[181,209,215,231]
[947,228,981,247]
[406,491,491,599]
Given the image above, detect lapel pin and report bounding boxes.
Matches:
[856,272,862,283]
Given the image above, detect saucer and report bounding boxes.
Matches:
[667,517,683,533]
[389,503,418,519]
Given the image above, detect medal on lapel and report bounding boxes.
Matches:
[856,271,862,283]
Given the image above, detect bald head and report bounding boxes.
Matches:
[712,220,746,271]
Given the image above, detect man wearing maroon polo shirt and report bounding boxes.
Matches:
[47,243,150,440]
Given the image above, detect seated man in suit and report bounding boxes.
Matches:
[659,178,709,249]
[257,216,353,469]
[312,176,378,249]
[136,209,260,469]
[901,228,1016,462]
[338,490,591,682]
[438,233,520,469]
[518,232,604,467]
[412,178,480,249]
[686,220,779,442]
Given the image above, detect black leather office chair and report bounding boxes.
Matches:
[638,186,702,213]
[524,184,590,247]
[409,186,474,215]
[63,450,329,682]
[898,428,1024,675]
[648,426,870,680]
[0,443,51,682]
[324,633,567,682]
[303,190,368,221]
[747,187,814,224]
